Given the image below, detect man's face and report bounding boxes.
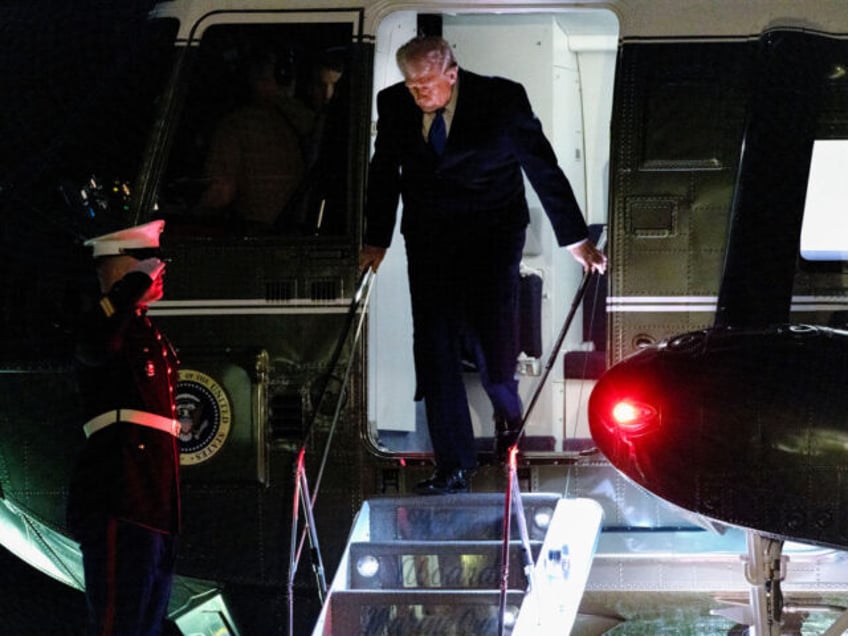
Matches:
[403,60,457,113]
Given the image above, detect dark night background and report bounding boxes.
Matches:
[1,1,156,633]
[0,544,85,634]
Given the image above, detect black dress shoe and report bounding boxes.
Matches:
[494,430,520,463]
[493,415,524,463]
[414,467,474,495]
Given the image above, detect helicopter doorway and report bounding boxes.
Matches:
[365,10,618,459]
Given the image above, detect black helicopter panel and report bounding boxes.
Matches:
[592,28,848,552]
[589,325,848,549]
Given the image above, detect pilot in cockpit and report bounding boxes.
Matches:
[194,47,345,236]
[195,49,306,234]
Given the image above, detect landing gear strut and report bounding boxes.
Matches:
[712,532,786,635]
[743,532,786,635]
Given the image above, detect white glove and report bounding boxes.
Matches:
[129,257,165,280]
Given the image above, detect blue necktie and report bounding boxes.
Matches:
[428,109,446,155]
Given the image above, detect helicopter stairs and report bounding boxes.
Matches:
[311,492,603,635]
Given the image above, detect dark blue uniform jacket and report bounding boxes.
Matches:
[68,271,180,537]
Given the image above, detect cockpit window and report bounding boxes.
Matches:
[156,22,353,239]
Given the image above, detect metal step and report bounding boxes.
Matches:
[318,589,527,636]
[348,539,542,590]
[363,493,563,541]
[312,493,603,635]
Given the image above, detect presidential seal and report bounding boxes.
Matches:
[176,369,232,465]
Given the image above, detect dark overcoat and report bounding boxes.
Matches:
[68,271,180,537]
[364,68,589,390]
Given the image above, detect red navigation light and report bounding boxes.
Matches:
[610,399,658,435]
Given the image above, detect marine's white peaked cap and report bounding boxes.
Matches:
[84,220,165,258]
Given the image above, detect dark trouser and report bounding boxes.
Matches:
[79,517,177,636]
[405,226,526,470]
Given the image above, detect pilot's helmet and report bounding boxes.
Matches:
[84,220,165,258]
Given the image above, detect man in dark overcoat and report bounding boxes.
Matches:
[359,36,606,494]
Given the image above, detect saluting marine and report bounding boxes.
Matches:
[67,220,181,636]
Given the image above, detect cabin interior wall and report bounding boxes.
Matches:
[366,11,418,438]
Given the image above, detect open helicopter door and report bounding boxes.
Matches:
[365,8,617,460]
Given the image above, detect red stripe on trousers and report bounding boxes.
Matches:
[101,517,118,636]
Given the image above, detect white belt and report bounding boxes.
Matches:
[83,409,180,439]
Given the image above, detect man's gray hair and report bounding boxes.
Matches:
[396,36,458,76]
